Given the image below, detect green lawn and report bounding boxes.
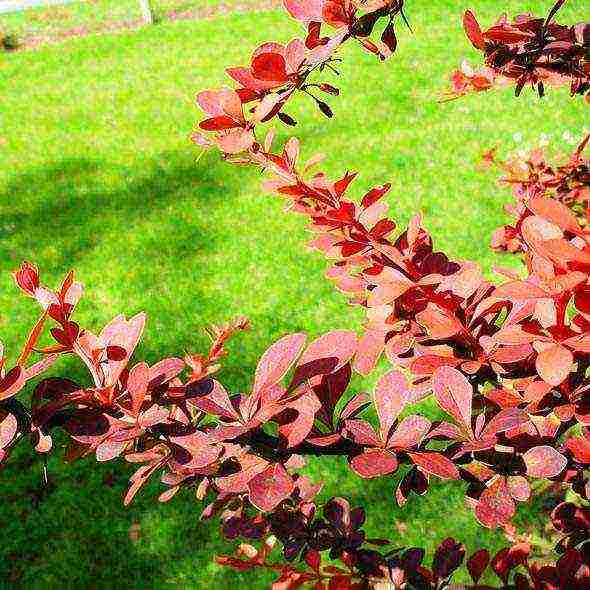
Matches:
[0,0,278,45]
[0,1,587,587]
[1,0,140,40]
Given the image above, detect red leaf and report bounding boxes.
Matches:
[369,219,396,239]
[407,452,460,480]
[19,310,50,367]
[169,431,222,471]
[322,0,354,28]
[523,445,567,478]
[96,438,126,462]
[283,0,323,23]
[285,38,305,71]
[127,362,150,416]
[124,463,160,506]
[566,436,590,464]
[253,333,306,396]
[353,329,385,375]
[361,183,391,208]
[540,238,590,267]
[291,330,357,388]
[339,241,367,257]
[290,358,338,391]
[535,344,573,386]
[475,478,515,528]
[254,93,285,124]
[217,129,255,154]
[106,345,127,361]
[374,370,409,440]
[480,408,529,439]
[416,304,464,339]
[149,357,185,387]
[334,171,358,198]
[350,449,398,478]
[304,549,321,572]
[491,543,531,582]
[493,281,548,300]
[277,390,321,448]
[13,261,39,297]
[95,313,146,388]
[367,278,412,307]
[251,53,288,82]
[432,366,473,432]
[248,463,295,511]
[529,196,580,234]
[387,415,431,450]
[463,10,485,50]
[196,90,219,115]
[343,419,381,446]
[507,475,530,502]
[432,538,465,580]
[188,379,239,420]
[574,23,590,45]
[0,412,18,447]
[199,116,243,131]
[339,393,370,421]
[216,454,268,494]
[314,363,353,422]
[225,66,259,89]
[484,26,534,43]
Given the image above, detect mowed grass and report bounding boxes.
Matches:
[0,0,140,38]
[0,1,588,587]
[0,0,278,44]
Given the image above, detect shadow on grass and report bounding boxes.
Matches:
[0,152,220,272]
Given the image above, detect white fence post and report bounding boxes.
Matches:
[138,0,153,25]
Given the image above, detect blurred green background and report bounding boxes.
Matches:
[0,0,587,587]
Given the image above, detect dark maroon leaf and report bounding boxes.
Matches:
[467,548,490,583]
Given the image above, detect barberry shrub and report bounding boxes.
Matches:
[2,1,590,588]
[487,135,590,250]
[448,1,589,101]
